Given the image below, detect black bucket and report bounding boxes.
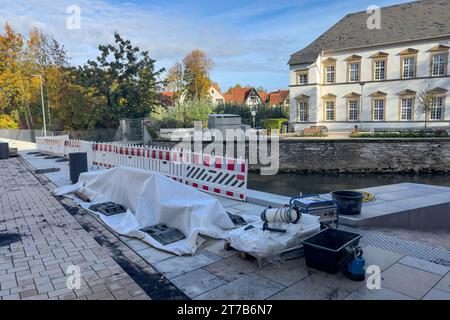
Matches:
[331,190,364,215]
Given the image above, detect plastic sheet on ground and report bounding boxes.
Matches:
[226,214,321,258]
[54,166,236,255]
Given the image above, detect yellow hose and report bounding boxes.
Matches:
[361,191,376,202]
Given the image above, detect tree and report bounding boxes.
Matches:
[165,61,184,104]
[416,84,433,131]
[182,50,213,101]
[76,32,165,127]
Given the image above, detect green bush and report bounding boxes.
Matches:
[261,118,288,134]
[0,115,19,129]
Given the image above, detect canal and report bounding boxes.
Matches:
[248,172,450,196]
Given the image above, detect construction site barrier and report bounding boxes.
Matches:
[36,135,247,201]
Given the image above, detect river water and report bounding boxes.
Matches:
[248,172,450,197]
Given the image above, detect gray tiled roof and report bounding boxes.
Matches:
[288,0,450,65]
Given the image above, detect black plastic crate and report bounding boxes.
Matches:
[302,228,362,274]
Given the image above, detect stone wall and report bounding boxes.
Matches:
[148,138,450,173]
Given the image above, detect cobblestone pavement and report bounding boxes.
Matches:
[2,139,450,300]
[0,157,163,300]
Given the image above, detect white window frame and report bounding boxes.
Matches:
[348,100,359,121]
[325,65,335,84]
[373,99,385,121]
[402,57,415,79]
[432,54,446,76]
[297,101,308,122]
[348,63,360,82]
[400,98,413,121]
[430,97,443,120]
[297,72,308,85]
[325,101,335,121]
[374,60,386,80]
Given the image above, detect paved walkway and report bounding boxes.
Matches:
[0,157,151,300]
[1,138,450,300]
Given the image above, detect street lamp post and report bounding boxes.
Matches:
[359,82,366,129]
[31,74,47,136]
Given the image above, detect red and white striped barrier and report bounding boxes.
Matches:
[36,136,247,201]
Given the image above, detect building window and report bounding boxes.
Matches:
[430,97,443,120]
[297,101,308,122]
[432,54,446,76]
[348,100,359,121]
[325,65,335,84]
[325,101,335,121]
[374,59,386,80]
[297,71,308,85]
[400,98,414,121]
[373,99,385,121]
[402,57,416,79]
[348,63,360,82]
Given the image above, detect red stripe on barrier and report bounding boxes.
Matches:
[226,191,233,197]
[237,174,245,181]
[240,194,244,200]
[214,188,220,194]
[152,150,156,159]
[215,157,222,169]
[193,183,198,188]
[159,151,163,160]
[227,160,235,171]
[241,163,246,173]
[202,186,209,191]
[125,148,129,155]
[165,152,170,161]
[204,155,211,166]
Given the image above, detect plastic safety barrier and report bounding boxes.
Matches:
[36,135,247,201]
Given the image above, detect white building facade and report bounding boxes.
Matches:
[288,0,450,132]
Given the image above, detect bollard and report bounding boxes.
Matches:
[69,152,88,184]
[0,142,10,160]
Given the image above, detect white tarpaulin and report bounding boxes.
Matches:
[55,166,236,255]
[225,214,321,258]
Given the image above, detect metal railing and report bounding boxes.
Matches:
[36,135,247,201]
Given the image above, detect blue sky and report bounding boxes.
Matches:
[1,0,412,91]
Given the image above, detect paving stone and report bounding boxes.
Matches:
[269,276,350,300]
[170,269,227,298]
[154,251,222,279]
[0,157,152,300]
[195,273,284,300]
[381,263,442,299]
[362,245,404,271]
[255,259,315,286]
[345,287,413,300]
[435,272,450,293]
[399,256,450,276]
[204,255,257,282]
[136,247,174,264]
[201,239,237,258]
[422,288,450,300]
